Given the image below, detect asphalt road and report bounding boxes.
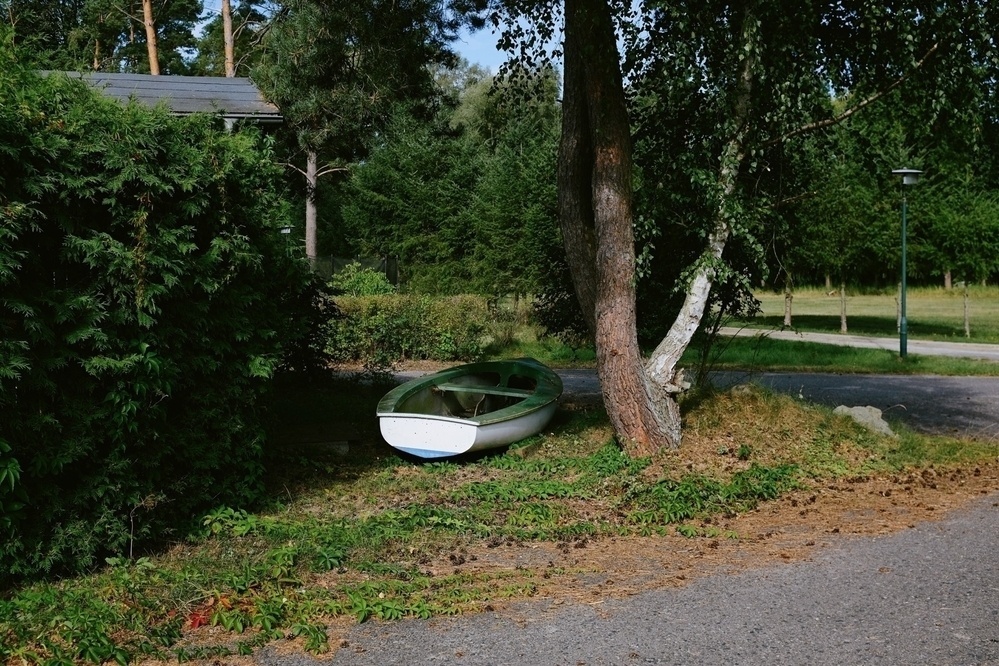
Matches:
[258,351,999,666]
[556,368,999,441]
[257,494,999,666]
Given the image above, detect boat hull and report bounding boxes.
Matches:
[376,358,562,459]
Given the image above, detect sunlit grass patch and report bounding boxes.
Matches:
[689,335,999,375]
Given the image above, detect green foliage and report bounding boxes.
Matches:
[5,0,201,73]
[0,56,324,581]
[624,465,800,526]
[338,67,561,297]
[329,262,396,296]
[255,0,460,159]
[327,294,489,365]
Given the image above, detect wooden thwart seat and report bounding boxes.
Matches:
[433,383,533,398]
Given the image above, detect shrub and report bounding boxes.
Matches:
[329,262,395,296]
[0,58,323,581]
[328,295,489,365]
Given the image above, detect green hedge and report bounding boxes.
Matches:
[328,295,489,365]
[0,54,323,581]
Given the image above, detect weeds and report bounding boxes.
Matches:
[2,381,995,664]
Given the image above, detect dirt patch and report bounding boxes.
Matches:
[157,462,999,664]
[426,461,999,605]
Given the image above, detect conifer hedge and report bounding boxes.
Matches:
[0,50,322,581]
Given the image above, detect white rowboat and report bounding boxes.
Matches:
[376,358,563,459]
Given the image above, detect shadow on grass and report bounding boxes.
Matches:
[260,371,402,495]
[260,371,612,494]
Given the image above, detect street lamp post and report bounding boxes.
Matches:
[891,168,922,358]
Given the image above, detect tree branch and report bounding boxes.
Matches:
[766,41,939,146]
[316,165,350,178]
[280,162,350,179]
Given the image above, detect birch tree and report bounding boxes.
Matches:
[506,0,996,455]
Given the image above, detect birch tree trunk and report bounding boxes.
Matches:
[141,0,160,75]
[645,6,757,390]
[222,0,236,77]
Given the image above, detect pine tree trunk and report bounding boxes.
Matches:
[222,0,236,77]
[944,269,952,290]
[305,151,318,268]
[141,0,160,75]
[560,0,678,455]
[839,281,847,333]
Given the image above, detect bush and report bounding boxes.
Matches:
[0,57,323,581]
[328,295,489,366]
[329,262,395,296]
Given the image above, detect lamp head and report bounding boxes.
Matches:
[892,168,923,186]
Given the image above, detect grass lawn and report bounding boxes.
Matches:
[689,335,999,376]
[3,374,998,663]
[747,285,999,343]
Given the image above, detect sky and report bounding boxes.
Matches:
[453,26,509,74]
[199,1,510,74]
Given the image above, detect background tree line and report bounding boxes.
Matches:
[5,0,997,300]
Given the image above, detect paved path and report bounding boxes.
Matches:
[257,495,999,666]
[556,368,999,441]
[718,326,999,362]
[296,349,999,665]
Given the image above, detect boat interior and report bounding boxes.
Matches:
[398,371,539,419]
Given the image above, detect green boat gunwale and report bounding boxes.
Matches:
[376,359,563,428]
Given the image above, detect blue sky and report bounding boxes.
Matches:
[453,26,508,74]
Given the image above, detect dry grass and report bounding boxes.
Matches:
[752,285,999,342]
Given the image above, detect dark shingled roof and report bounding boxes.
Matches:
[60,72,282,124]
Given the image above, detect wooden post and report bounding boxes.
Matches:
[964,282,971,338]
[839,281,847,333]
[783,272,793,328]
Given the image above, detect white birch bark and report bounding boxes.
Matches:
[645,11,757,389]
